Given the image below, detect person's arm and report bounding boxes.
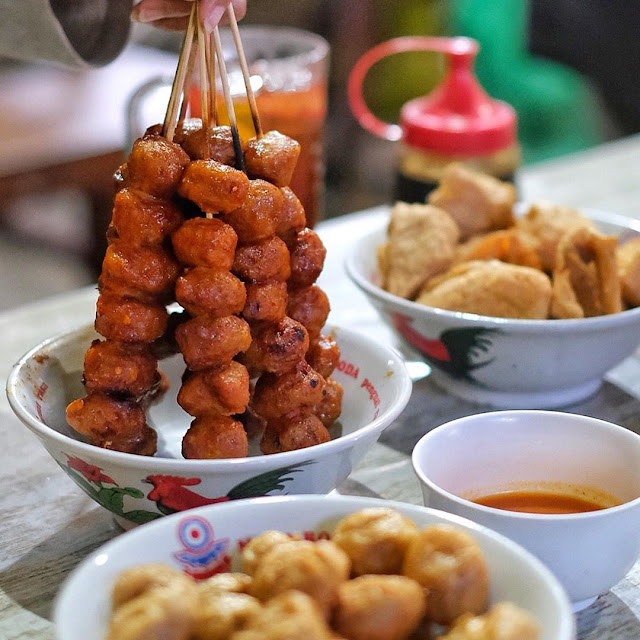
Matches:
[0,0,246,68]
[0,0,133,67]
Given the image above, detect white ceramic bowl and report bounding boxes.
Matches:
[345,208,640,409]
[6,324,411,528]
[412,410,640,611]
[54,494,575,640]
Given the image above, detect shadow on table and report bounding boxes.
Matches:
[379,377,640,457]
[0,508,118,620]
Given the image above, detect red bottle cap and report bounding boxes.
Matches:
[348,36,517,155]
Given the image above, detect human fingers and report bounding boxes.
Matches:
[131,0,247,31]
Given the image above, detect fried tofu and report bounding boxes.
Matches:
[617,236,640,308]
[550,227,622,318]
[455,228,542,270]
[416,260,552,319]
[516,201,597,272]
[428,163,516,240]
[379,202,460,299]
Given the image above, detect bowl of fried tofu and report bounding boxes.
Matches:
[346,163,640,408]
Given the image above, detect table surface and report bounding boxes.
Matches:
[3,136,640,639]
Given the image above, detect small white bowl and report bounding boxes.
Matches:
[345,208,640,408]
[53,494,575,640]
[6,324,411,528]
[412,410,640,611]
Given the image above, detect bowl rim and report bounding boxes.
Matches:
[53,494,576,640]
[6,324,412,471]
[411,409,640,521]
[345,208,640,331]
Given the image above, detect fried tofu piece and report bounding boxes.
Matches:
[379,202,460,299]
[428,163,516,240]
[550,226,622,318]
[516,201,597,272]
[455,228,542,270]
[617,236,640,308]
[416,260,552,319]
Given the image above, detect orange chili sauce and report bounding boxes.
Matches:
[472,489,621,514]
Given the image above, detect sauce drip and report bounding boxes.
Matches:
[472,490,620,514]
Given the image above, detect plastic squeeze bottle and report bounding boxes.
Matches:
[348,36,520,203]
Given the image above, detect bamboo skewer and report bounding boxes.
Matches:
[207,33,217,126]
[212,25,245,171]
[163,4,197,141]
[226,2,263,138]
[178,33,198,124]
[196,3,210,129]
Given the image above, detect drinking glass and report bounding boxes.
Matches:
[129,26,330,228]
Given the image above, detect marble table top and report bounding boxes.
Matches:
[3,137,640,638]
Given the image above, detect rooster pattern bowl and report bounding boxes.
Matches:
[346,208,640,408]
[7,325,412,527]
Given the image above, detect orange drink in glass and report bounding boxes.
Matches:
[192,26,330,227]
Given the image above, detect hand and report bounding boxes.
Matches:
[131,0,247,32]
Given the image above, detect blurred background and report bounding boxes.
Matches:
[0,0,634,310]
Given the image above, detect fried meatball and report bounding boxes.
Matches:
[177,361,250,416]
[66,393,156,455]
[178,159,249,214]
[333,575,427,640]
[111,188,183,247]
[233,591,333,640]
[402,524,489,625]
[197,572,253,597]
[277,186,307,241]
[260,411,331,454]
[250,539,350,614]
[99,240,179,301]
[332,508,419,577]
[312,377,343,428]
[182,415,249,459]
[192,591,262,640]
[182,124,237,165]
[252,360,325,419]
[107,573,199,640]
[171,217,238,269]
[244,130,301,187]
[175,267,246,317]
[288,228,327,287]
[175,314,251,371]
[95,293,169,343]
[287,285,330,338]
[241,530,297,576]
[223,179,284,243]
[243,317,309,375]
[232,236,291,283]
[126,134,190,199]
[306,334,340,379]
[441,601,540,640]
[83,339,158,397]
[111,564,195,609]
[242,280,288,323]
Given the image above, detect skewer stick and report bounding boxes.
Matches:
[178,33,198,123]
[226,2,263,137]
[212,25,245,172]
[207,33,217,125]
[163,4,197,141]
[196,3,210,129]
